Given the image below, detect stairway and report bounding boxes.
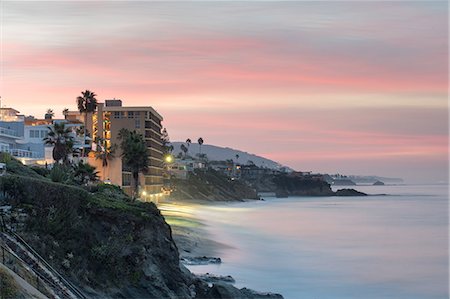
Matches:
[0,231,86,299]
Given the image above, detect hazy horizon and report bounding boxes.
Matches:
[1,1,448,184]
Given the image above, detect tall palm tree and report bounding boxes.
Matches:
[43,123,73,163]
[76,90,98,157]
[186,138,191,156]
[94,137,117,179]
[180,144,188,159]
[118,129,149,199]
[62,108,69,119]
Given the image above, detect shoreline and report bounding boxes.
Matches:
[158,199,231,259]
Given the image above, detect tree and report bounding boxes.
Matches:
[180,144,188,158]
[94,137,117,179]
[73,161,99,185]
[235,154,240,163]
[197,137,204,157]
[186,138,191,155]
[118,129,149,199]
[76,90,98,157]
[62,108,69,119]
[43,123,73,163]
[161,128,173,154]
[45,109,54,120]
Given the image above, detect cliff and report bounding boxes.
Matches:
[0,175,192,298]
[170,169,259,201]
[0,164,282,298]
[244,174,366,197]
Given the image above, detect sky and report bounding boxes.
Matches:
[1,1,448,183]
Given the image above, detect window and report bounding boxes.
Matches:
[40,130,47,138]
[135,119,141,129]
[122,173,131,186]
[128,111,134,118]
[29,130,40,138]
[113,111,121,119]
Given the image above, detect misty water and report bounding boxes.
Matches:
[186,184,449,299]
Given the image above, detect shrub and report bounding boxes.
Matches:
[30,166,50,177]
[49,164,72,183]
[0,267,19,298]
[1,155,42,179]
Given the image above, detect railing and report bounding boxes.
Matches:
[0,127,19,138]
[1,243,57,298]
[11,232,87,299]
[8,148,40,159]
[0,214,86,299]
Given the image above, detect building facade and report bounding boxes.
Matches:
[87,100,165,198]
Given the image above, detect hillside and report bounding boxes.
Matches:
[172,142,293,171]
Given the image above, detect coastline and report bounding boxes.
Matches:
[158,199,230,259]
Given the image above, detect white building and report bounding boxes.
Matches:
[0,107,84,166]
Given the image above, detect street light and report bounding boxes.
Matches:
[164,155,173,163]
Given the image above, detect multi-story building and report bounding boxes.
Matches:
[87,99,165,199]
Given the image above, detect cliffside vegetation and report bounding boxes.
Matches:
[170,169,259,201]
[0,155,192,298]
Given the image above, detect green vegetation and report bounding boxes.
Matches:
[43,122,76,164]
[118,129,149,198]
[170,169,258,201]
[0,268,19,299]
[0,152,43,179]
[0,165,176,290]
[94,137,117,179]
[76,89,98,157]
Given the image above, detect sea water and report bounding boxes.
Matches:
[186,184,449,299]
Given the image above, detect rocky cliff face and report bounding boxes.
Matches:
[0,175,192,298]
[1,174,283,299]
[170,169,259,201]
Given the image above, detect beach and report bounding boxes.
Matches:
[158,200,227,259]
[157,185,449,299]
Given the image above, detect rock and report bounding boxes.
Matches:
[334,188,367,196]
[197,273,235,283]
[181,256,222,265]
[201,283,284,299]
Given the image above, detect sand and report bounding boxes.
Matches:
[157,199,230,259]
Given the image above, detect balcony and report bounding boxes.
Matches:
[0,127,20,139]
[8,148,40,159]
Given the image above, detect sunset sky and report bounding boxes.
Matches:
[1,1,448,183]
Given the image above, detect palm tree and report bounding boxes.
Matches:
[235,154,240,163]
[161,128,173,155]
[62,108,69,119]
[43,123,73,163]
[73,161,99,185]
[76,90,98,157]
[118,129,149,199]
[186,138,191,156]
[45,109,54,120]
[197,137,204,158]
[94,137,117,179]
[180,144,188,159]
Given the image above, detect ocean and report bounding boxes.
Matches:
[186,184,449,299]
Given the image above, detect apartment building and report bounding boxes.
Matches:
[87,99,165,198]
[0,108,47,164]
